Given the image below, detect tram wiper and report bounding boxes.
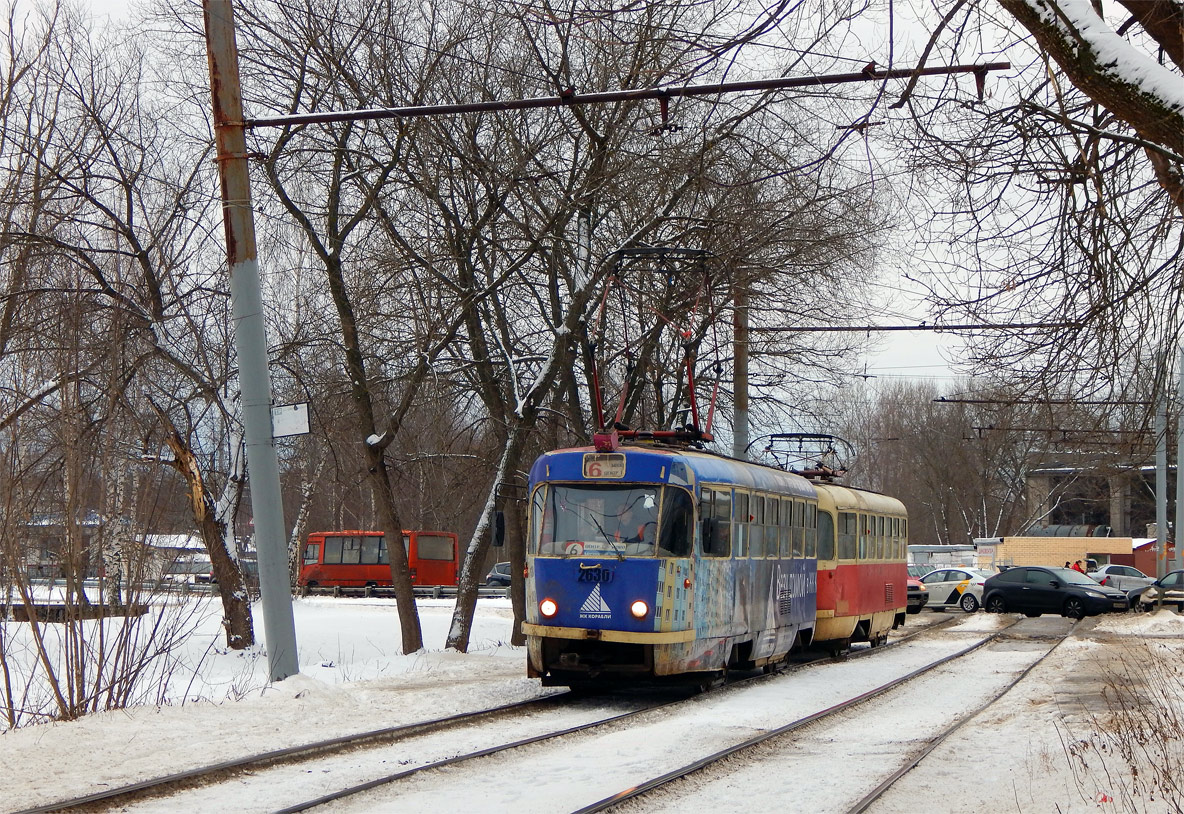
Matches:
[586,515,626,561]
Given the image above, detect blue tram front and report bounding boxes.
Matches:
[522,445,818,686]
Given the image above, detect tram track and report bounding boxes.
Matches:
[19,613,966,814]
[14,693,573,814]
[843,618,1080,814]
[267,615,966,814]
[574,617,1030,813]
[591,616,1073,814]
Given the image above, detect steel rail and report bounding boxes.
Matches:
[571,619,1023,813]
[272,618,962,813]
[14,692,571,814]
[843,619,1079,814]
[20,616,960,813]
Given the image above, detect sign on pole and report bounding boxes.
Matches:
[271,403,311,438]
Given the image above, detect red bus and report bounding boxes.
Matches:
[298,530,459,589]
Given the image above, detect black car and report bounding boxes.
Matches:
[981,565,1128,619]
[485,561,512,587]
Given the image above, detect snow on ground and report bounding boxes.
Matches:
[3,599,1182,813]
[3,595,534,811]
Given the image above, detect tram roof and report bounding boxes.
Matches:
[528,445,816,499]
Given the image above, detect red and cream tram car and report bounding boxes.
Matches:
[811,483,909,650]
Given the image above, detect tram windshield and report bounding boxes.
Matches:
[531,484,694,558]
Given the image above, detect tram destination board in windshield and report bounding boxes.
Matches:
[582,453,626,478]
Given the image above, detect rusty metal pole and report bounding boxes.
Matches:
[203,0,298,681]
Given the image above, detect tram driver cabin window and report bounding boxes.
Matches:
[657,489,694,557]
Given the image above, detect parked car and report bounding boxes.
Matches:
[982,565,1128,619]
[907,564,934,578]
[919,567,994,613]
[1128,570,1184,612]
[485,561,512,587]
[1087,564,1155,592]
[906,576,929,614]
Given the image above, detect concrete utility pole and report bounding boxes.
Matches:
[203,0,299,681]
[1176,346,1183,572]
[732,274,748,460]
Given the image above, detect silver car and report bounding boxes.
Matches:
[1087,564,1155,592]
[1129,570,1184,612]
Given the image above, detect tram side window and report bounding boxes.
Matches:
[766,498,779,559]
[658,489,694,557]
[857,514,869,560]
[749,495,764,557]
[805,504,817,557]
[780,498,793,557]
[733,492,749,557]
[700,487,731,557]
[792,500,805,558]
[838,512,857,560]
[378,536,389,564]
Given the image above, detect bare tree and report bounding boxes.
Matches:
[0,1,255,648]
[890,1,1183,400]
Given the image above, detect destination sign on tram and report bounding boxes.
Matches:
[582,453,626,478]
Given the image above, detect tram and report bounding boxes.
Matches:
[522,442,818,686]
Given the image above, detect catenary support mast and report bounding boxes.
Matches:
[1176,347,1183,571]
[203,0,299,681]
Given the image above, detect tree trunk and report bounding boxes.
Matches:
[446,421,534,651]
[153,406,254,649]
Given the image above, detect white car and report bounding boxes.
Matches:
[1087,564,1155,593]
[918,567,994,612]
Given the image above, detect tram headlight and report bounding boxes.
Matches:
[539,598,559,618]
[630,599,649,619]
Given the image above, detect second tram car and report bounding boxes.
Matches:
[811,483,909,651]
[522,444,819,686]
